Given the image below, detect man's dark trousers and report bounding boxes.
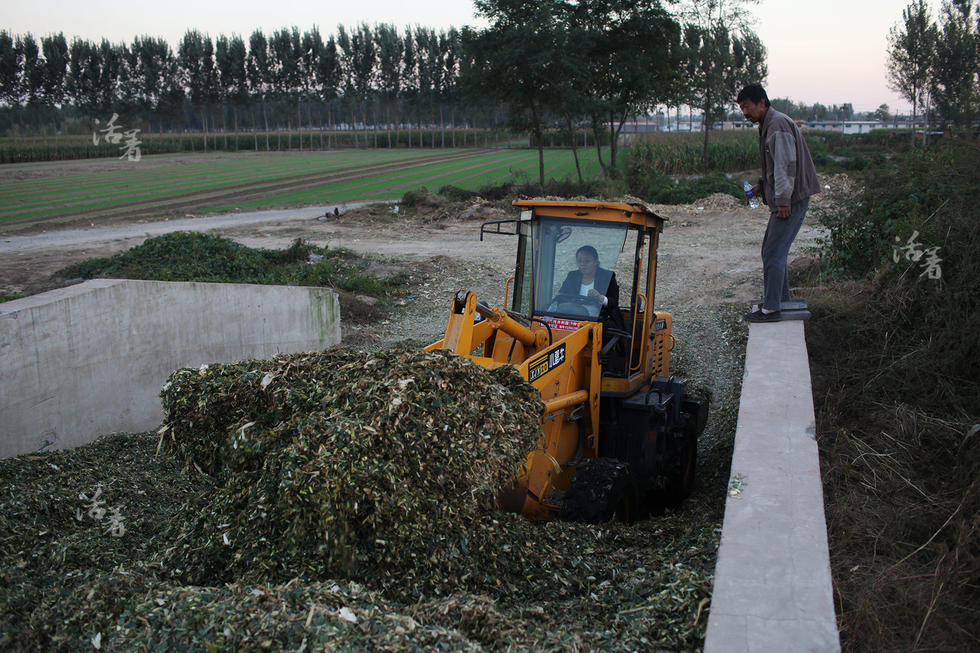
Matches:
[761,198,809,311]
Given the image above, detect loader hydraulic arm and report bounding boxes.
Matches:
[426,291,544,360]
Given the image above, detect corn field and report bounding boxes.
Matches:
[626,131,759,175]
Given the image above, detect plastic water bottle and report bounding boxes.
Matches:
[743,181,760,209]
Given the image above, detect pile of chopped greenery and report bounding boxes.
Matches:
[59,232,397,298]
[2,344,730,651]
[158,346,545,592]
[0,432,202,648]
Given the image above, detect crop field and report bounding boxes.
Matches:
[0,147,608,232]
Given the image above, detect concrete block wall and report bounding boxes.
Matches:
[705,320,840,652]
[1,280,341,458]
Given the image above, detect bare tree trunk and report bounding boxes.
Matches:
[910,87,918,148]
[262,99,270,151]
[590,116,606,171]
[200,108,208,152]
[567,116,583,183]
[608,111,618,170]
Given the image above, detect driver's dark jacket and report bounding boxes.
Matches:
[557,268,620,320]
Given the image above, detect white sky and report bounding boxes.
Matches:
[4,0,916,113]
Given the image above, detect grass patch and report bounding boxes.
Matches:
[1,148,613,226]
[60,232,403,304]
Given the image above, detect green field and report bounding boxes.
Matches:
[0,147,609,227]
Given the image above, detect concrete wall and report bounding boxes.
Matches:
[705,320,840,652]
[1,280,341,458]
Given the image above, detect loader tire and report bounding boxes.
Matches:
[560,458,635,524]
[661,432,697,508]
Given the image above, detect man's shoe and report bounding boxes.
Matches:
[744,309,781,323]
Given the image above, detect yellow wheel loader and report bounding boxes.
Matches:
[426,199,707,522]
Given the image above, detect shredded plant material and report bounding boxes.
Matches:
[158,346,544,592]
[2,344,729,651]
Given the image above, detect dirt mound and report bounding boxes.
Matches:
[811,173,856,210]
[456,199,511,222]
[158,346,543,591]
[690,193,740,211]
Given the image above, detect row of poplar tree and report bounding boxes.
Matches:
[0,1,767,167]
[886,0,980,131]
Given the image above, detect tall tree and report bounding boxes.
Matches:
[129,37,172,130]
[402,29,418,146]
[40,33,69,108]
[317,35,341,145]
[15,34,45,107]
[300,27,324,148]
[931,0,979,127]
[887,0,938,142]
[247,29,272,149]
[217,34,249,145]
[375,24,404,147]
[465,0,565,183]
[348,24,377,144]
[0,31,17,106]
[681,0,766,168]
[413,26,441,147]
[66,39,99,116]
[438,28,461,147]
[178,31,218,149]
[270,27,303,147]
[572,0,683,170]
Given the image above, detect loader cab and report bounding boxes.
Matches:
[502,200,670,391]
[524,216,627,320]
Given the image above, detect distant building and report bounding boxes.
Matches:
[715,120,755,130]
[618,121,662,133]
[803,121,882,135]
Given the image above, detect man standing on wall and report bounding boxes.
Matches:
[737,83,821,323]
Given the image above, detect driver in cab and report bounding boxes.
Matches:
[549,245,620,318]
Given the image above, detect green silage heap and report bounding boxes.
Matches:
[158,345,543,592]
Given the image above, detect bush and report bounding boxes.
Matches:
[624,170,742,205]
[60,232,399,298]
[807,141,979,652]
[822,141,979,412]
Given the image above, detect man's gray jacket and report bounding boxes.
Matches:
[758,107,821,207]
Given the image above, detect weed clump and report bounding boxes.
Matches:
[806,139,979,651]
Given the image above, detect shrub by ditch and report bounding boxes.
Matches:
[60,232,398,298]
[623,169,742,205]
[806,139,979,651]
